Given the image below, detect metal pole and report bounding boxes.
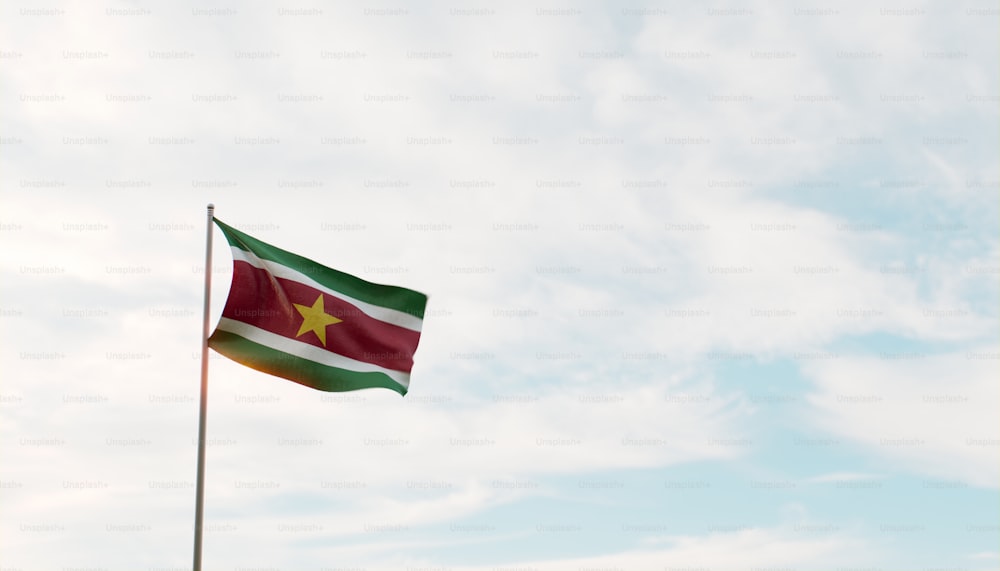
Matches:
[193,203,214,571]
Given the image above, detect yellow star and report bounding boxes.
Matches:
[292,294,342,346]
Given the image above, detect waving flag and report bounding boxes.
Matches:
[208,218,427,396]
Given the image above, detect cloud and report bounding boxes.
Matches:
[806,472,884,483]
[0,2,996,569]
[404,525,873,571]
[803,347,1000,488]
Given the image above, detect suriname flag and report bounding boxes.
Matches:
[208,218,427,396]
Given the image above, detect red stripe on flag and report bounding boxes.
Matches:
[220,260,421,372]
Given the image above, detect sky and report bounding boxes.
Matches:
[0,1,998,570]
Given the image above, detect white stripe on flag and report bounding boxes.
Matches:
[216,317,411,389]
[230,246,423,332]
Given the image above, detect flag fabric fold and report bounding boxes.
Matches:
[208,218,427,396]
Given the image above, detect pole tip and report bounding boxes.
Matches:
[207,203,215,210]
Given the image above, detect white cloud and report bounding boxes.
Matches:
[803,347,1000,488]
[0,2,996,569]
[806,472,885,483]
[409,525,873,571]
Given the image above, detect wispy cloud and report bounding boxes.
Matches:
[1,1,996,569]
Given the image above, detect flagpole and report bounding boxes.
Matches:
[193,203,214,571]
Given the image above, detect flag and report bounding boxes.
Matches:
[208,218,427,396]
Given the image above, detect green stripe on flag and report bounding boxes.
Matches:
[213,218,427,319]
[209,330,409,396]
